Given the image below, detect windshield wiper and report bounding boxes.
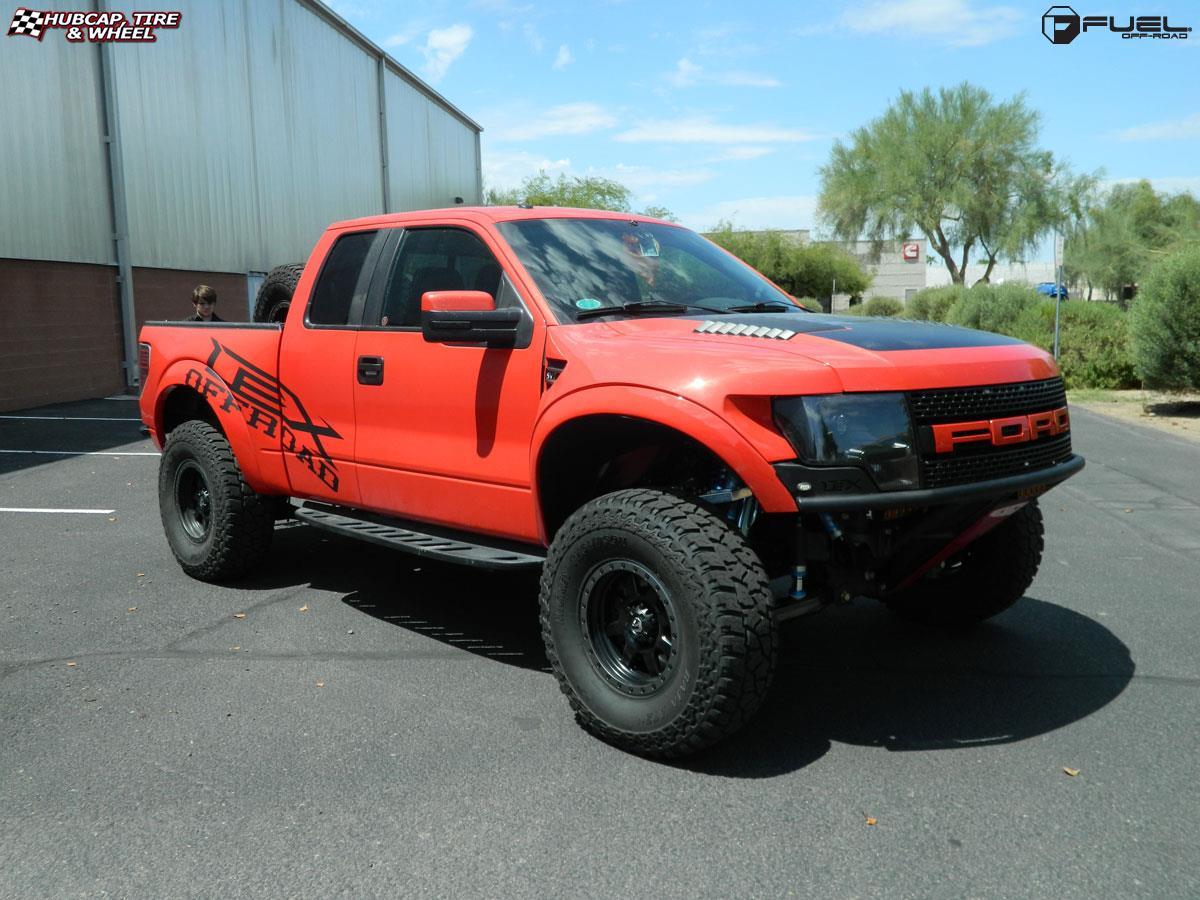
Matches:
[723,302,803,313]
[575,301,692,321]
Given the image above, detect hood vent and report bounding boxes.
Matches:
[694,321,797,340]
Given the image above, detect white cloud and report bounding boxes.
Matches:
[667,58,704,87]
[609,164,716,190]
[615,116,817,144]
[707,146,775,162]
[482,149,571,192]
[1111,113,1200,142]
[666,58,780,89]
[553,44,573,70]
[383,17,431,48]
[1104,176,1200,196]
[524,22,545,52]
[421,24,473,82]
[491,102,617,141]
[719,71,782,88]
[677,195,819,232]
[838,0,1022,47]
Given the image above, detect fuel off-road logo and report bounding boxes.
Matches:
[1042,6,1190,42]
[7,8,181,42]
[186,340,342,492]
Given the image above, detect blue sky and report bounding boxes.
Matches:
[333,1,1199,256]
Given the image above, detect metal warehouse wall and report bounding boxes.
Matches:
[0,0,482,273]
[0,20,115,265]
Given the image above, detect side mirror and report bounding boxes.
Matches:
[420,290,521,347]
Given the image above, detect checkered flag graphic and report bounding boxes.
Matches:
[8,8,46,38]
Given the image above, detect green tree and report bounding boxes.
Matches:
[485,171,675,220]
[817,82,1092,285]
[1064,180,1200,302]
[707,224,871,302]
[1129,246,1200,390]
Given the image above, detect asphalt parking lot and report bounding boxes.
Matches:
[1,398,1198,898]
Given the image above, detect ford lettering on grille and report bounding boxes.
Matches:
[931,406,1071,454]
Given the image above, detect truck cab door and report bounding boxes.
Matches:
[276,228,388,507]
[351,224,545,543]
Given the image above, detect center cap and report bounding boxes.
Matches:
[630,617,645,636]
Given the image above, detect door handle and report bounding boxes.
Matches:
[357,355,384,386]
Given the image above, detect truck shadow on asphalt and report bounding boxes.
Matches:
[246,525,1135,777]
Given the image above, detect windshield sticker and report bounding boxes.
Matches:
[575,298,603,310]
[183,338,342,492]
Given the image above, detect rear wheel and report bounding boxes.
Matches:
[539,489,778,758]
[253,263,303,323]
[883,501,1044,626]
[158,420,274,581]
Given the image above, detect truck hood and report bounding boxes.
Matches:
[547,312,1060,396]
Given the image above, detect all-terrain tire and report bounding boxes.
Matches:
[883,501,1045,627]
[539,489,778,758]
[158,420,274,582]
[253,263,303,323]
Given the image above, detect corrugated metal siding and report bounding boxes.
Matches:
[2,0,480,273]
[115,0,383,270]
[0,22,114,265]
[385,72,481,211]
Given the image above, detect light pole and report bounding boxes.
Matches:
[1053,230,1064,359]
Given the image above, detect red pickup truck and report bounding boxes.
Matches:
[139,206,1083,757]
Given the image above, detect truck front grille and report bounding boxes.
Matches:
[920,434,1074,489]
[908,377,1073,488]
[908,377,1066,426]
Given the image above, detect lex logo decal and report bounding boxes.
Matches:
[185,339,341,491]
[931,407,1070,454]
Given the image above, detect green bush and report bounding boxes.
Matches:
[864,295,903,317]
[1129,247,1200,390]
[840,303,866,316]
[945,283,1042,335]
[707,225,872,299]
[1013,300,1139,389]
[902,285,964,322]
[794,296,823,312]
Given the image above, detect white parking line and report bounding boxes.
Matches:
[0,415,141,422]
[103,395,136,401]
[0,449,159,457]
[0,508,116,515]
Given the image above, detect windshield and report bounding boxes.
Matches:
[496,217,799,323]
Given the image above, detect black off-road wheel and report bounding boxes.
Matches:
[158,420,274,582]
[253,263,303,323]
[539,489,778,758]
[883,501,1045,627]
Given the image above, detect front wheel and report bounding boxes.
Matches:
[158,420,274,582]
[883,501,1045,627]
[539,489,778,758]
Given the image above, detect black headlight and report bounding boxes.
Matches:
[772,393,919,491]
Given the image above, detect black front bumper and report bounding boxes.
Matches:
[774,454,1085,513]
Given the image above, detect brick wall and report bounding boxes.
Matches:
[0,259,124,412]
[132,268,248,326]
[0,260,249,412]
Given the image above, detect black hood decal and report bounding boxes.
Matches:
[683,313,1023,351]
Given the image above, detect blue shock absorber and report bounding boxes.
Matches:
[792,519,807,600]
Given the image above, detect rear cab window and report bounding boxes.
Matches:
[307,230,380,327]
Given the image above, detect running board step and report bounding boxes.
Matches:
[291,503,545,570]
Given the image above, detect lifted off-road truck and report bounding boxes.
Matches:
[139,207,1083,757]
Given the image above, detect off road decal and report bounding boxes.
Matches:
[184,339,341,492]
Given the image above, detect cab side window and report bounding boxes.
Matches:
[380,228,507,327]
[308,230,377,326]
